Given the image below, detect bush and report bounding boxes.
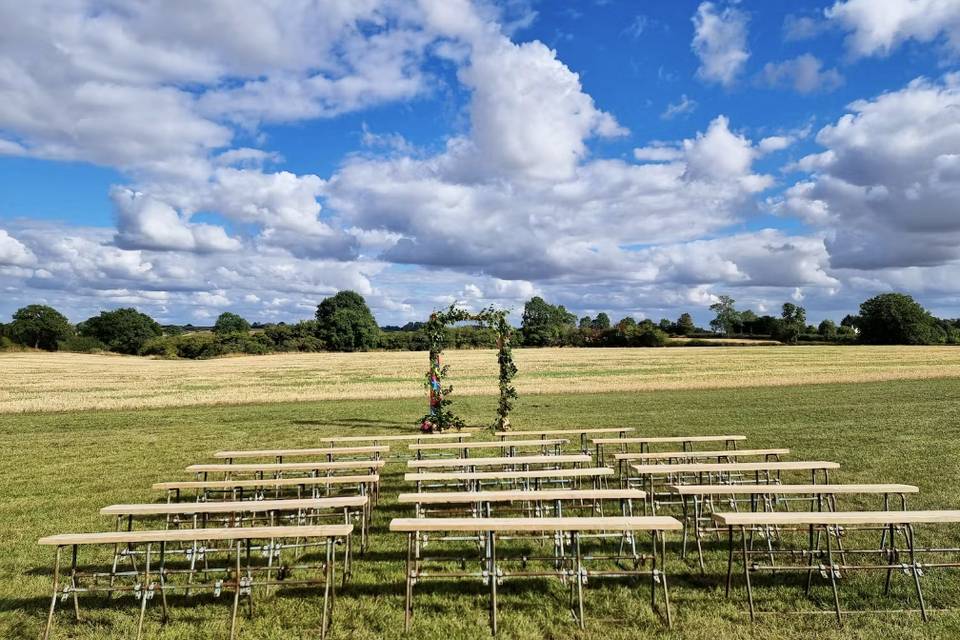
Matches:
[634,327,669,347]
[59,335,107,353]
[79,308,162,354]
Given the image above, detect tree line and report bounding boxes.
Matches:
[1,291,956,359]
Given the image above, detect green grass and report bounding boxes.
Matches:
[3,379,960,639]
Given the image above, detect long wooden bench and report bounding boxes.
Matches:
[213,445,389,462]
[713,510,960,625]
[390,516,682,633]
[611,448,789,482]
[404,467,614,492]
[186,460,386,478]
[407,453,591,470]
[408,438,569,459]
[593,434,747,460]
[38,524,352,640]
[153,473,379,503]
[319,432,473,444]
[497,428,634,453]
[668,484,919,569]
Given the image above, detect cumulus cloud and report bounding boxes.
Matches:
[691,2,750,88]
[112,188,242,253]
[826,0,960,57]
[758,54,844,94]
[0,229,36,267]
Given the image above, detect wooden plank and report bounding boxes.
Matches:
[390,516,681,533]
[410,439,567,451]
[100,497,367,516]
[407,454,591,469]
[405,467,614,482]
[153,473,378,491]
[669,483,919,496]
[186,460,385,473]
[39,524,353,546]
[498,428,634,438]
[213,445,388,459]
[320,433,475,443]
[613,448,789,461]
[397,489,646,504]
[712,510,960,527]
[593,435,747,445]
[630,461,839,475]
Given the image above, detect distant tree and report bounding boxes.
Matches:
[840,314,859,328]
[315,290,380,351]
[818,319,838,338]
[617,317,637,330]
[857,293,945,345]
[676,313,696,336]
[709,295,738,335]
[591,312,611,330]
[520,296,576,346]
[738,309,757,334]
[658,318,673,333]
[213,312,251,335]
[579,315,592,330]
[774,303,807,345]
[9,304,73,350]
[79,307,162,354]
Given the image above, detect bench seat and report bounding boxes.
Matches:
[408,454,590,469]
[213,446,388,459]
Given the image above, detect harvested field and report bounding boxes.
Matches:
[2,345,960,413]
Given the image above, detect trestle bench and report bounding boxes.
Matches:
[404,467,615,492]
[213,445,388,462]
[593,435,747,461]
[153,473,379,504]
[407,453,591,470]
[408,439,569,459]
[496,428,634,453]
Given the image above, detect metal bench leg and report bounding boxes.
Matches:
[42,546,62,640]
[229,541,242,640]
[740,527,755,622]
[573,532,585,629]
[321,537,334,640]
[660,531,673,628]
[136,544,152,640]
[489,531,498,635]
[404,533,414,632]
[69,544,81,622]
[725,527,734,597]
[824,527,842,627]
[158,541,169,623]
[907,524,928,622]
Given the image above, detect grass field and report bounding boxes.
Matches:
[3,345,960,413]
[3,352,960,639]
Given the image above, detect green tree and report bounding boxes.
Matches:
[578,315,592,330]
[79,307,162,355]
[676,313,696,336]
[9,304,73,350]
[658,318,673,333]
[213,312,251,335]
[591,312,611,330]
[709,295,738,335]
[520,296,576,346]
[775,302,807,345]
[818,319,838,338]
[315,290,380,351]
[857,293,945,345]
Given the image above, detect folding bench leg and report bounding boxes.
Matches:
[488,532,498,635]
[69,544,81,621]
[659,531,673,628]
[740,527,756,622]
[321,537,335,640]
[136,544,153,640]
[725,527,734,598]
[906,524,928,622]
[229,541,242,640]
[824,527,842,627]
[572,532,586,629]
[42,546,62,640]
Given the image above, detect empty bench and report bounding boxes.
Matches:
[404,467,614,492]
[612,448,789,481]
[497,428,634,453]
[593,434,747,461]
[153,473,379,504]
[409,439,569,459]
[407,453,591,470]
[213,445,389,463]
[390,516,682,633]
[39,524,351,640]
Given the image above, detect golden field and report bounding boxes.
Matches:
[2,345,960,414]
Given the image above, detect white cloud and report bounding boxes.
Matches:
[826,0,960,57]
[758,54,844,94]
[691,2,750,88]
[0,229,36,267]
[661,94,698,120]
[112,188,242,253]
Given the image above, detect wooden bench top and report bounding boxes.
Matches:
[405,467,614,482]
[593,435,747,445]
[320,433,474,443]
[100,496,368,516]
[39,524,353,547]
[614,448,789,461]
[186,460,386,473]
[409,439,568,451]
[153,474,379,491]
[390,516,682,533]
[669,483,918,496]
[712,510,960,527]
[630,461,839,475]
[408,454,591,469]
[498,428,634,438]
[213,445,388,459]
[397,489,646,504]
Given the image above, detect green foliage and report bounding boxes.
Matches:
[213,312,251,335]
[520,296,576,346]
[774,302,807,345]
[58,335,107,353]
[709,295,738,335]
[315,290,380,351]
[818,319,838,338]
[591,312,611,330]
[9,304,73,350]
[78,307,162,354]
[857,293,945,345]
[676,312,696,336]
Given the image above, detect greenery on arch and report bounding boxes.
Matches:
[419,304,518,433]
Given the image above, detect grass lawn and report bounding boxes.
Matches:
[3,377,960,639]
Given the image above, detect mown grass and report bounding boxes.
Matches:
[3,378,960,639]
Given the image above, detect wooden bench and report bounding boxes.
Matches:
[407,453,591,470]
[611,448,789,482]
[319,432,473,444]
[153,473,379,504]
[668,484,919,569]
[497,428,634,453]
[593,435,747,461]
[186,460,386,479]
[38,524,352,640]
[390,516,682,633]
[404,467,615,492]
[408,438,569,459]
[213,445,388,462]
[713,510,960,625]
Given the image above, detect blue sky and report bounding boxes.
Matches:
[1,0,959,327]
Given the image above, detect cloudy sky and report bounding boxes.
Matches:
[1,0,959,327]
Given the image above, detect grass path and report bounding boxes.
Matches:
[3,379,960,638]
